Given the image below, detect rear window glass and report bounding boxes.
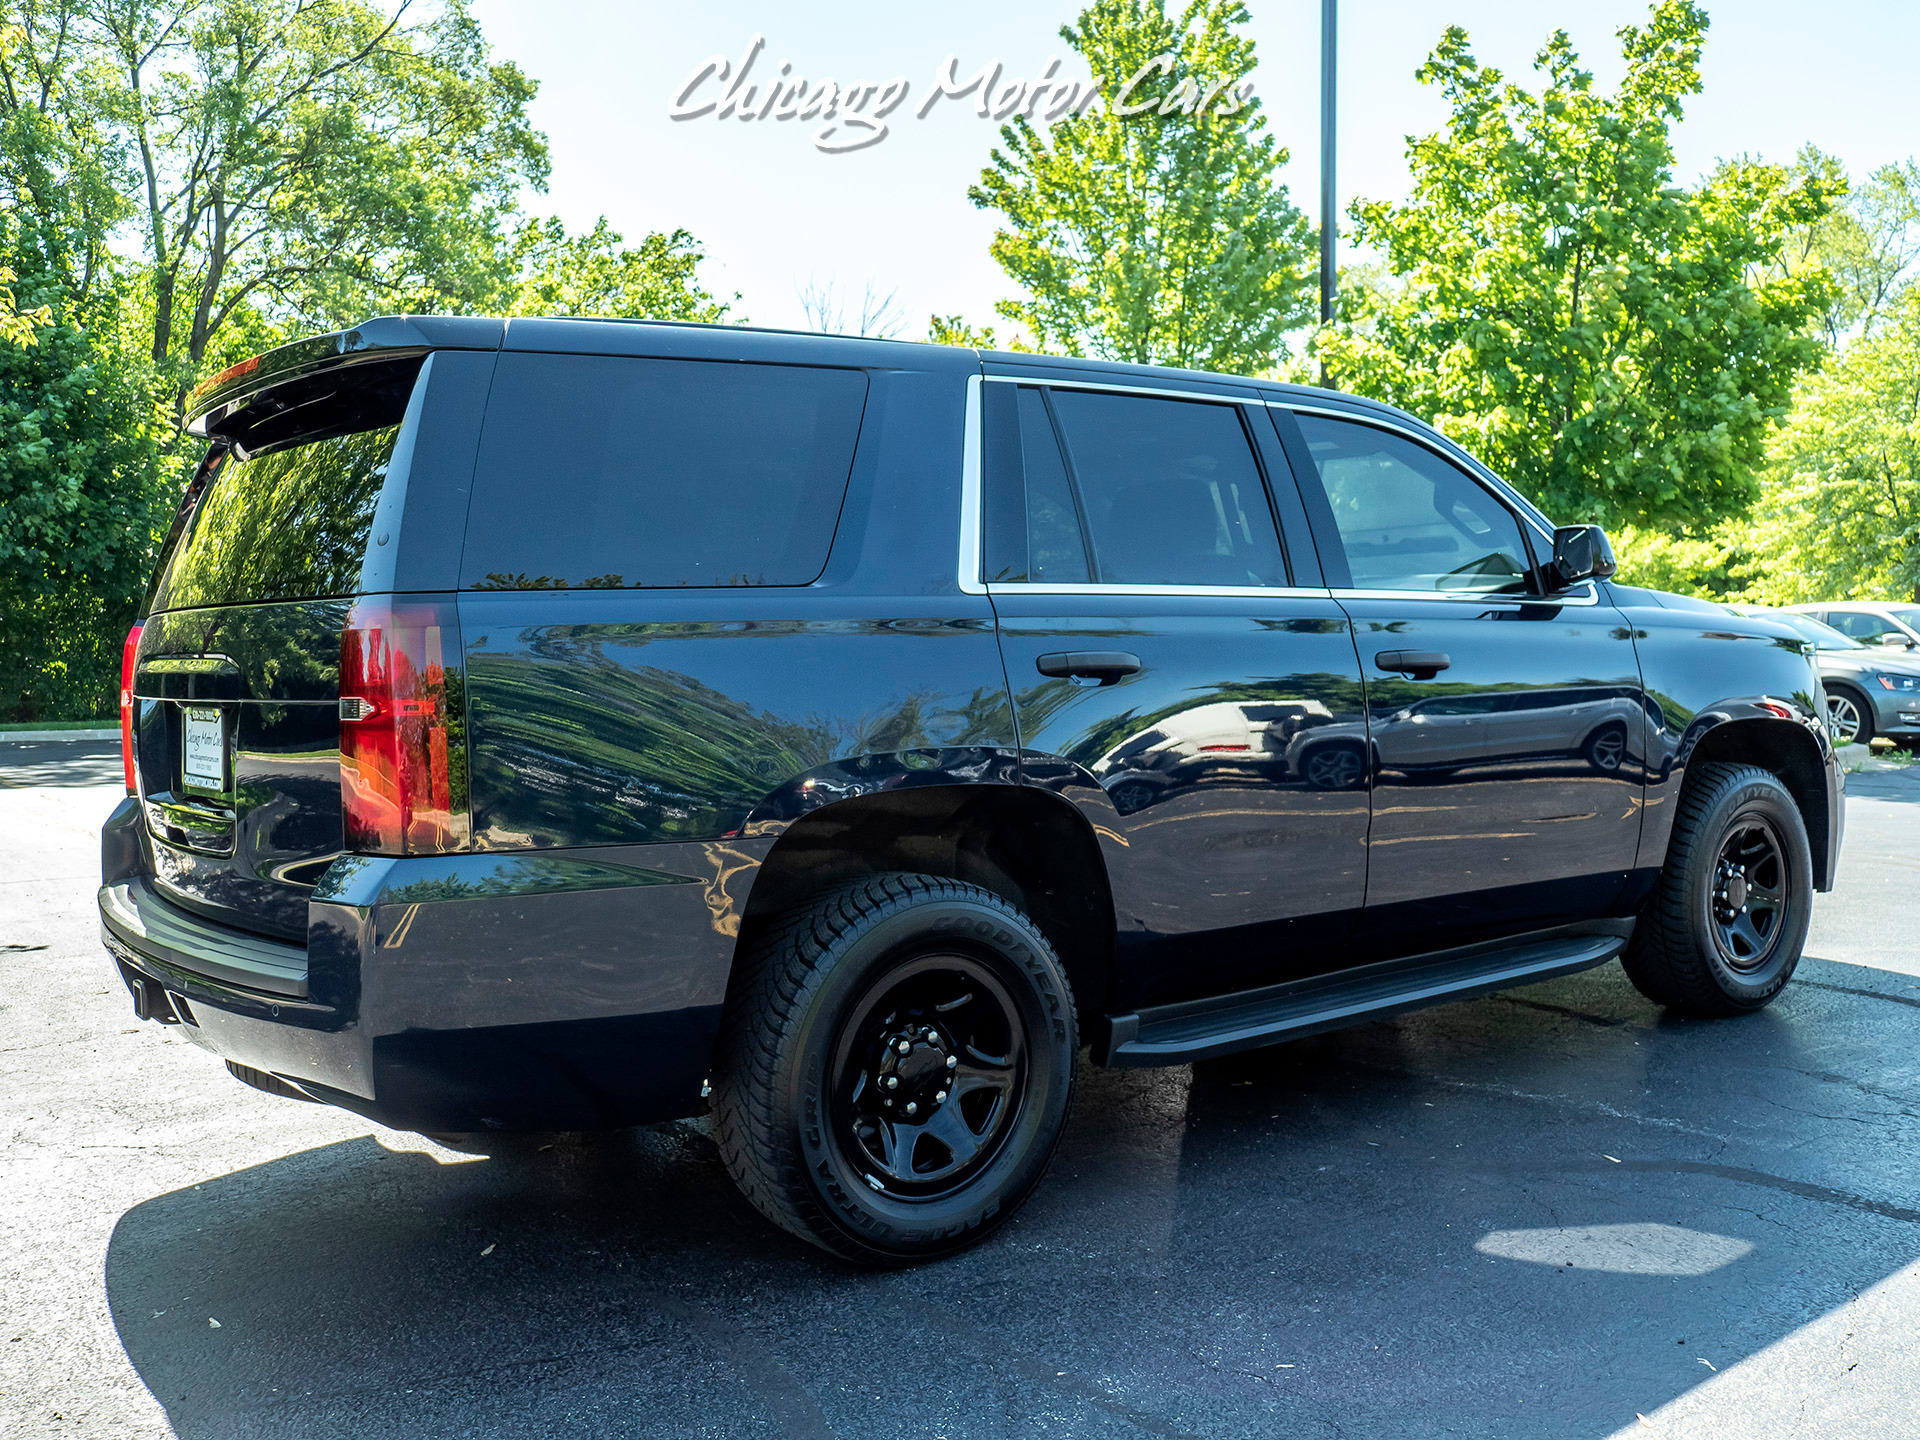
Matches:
[461,354,869,590]
[1046,389,1288,587]
[150,425,403,611]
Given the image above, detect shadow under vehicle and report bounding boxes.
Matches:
[100,315,1844,1265]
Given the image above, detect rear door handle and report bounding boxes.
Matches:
[1036,650,1142,685]
[1375,649,1451,678]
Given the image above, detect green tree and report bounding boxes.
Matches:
[970,0,1314,372]
[927,314,998,347]
[1736,286,1920,604]
[1,11,176,718]
[85,0,546,382]
[0,8,131,306]
[495,217,736,322]
[0,263,51,345]
[0,281,178,719]
[1317,1,1835,531]
[1609,524,1744,599]
[1772,146,1920,346]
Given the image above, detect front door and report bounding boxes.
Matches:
[983,378,1371,1008]
[1281,409,1645,956]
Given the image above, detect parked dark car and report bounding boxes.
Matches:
[1729,605,1920,749]
[101,317,1845,1264]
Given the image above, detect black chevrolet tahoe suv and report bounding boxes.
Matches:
[101,316,1845,1263]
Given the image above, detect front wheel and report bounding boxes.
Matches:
[711,873,1077,1265]
[1621,763,1812,1016]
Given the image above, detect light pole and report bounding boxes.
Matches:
[1319,0,1337,382]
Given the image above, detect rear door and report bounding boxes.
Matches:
[131,354,472,939]
[984,377,1370,1009]
[1274,407,1645,953]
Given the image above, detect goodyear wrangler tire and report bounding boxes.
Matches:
[711,873,1078,1265]
[1621,763,1812,1016]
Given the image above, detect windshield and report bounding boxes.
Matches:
[1774,613,1864,649]
[1889,607,1920,631]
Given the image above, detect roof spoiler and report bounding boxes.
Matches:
[185,315,504,436]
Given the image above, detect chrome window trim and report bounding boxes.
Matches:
[963,369,1285,595]
[958,373,987,595]
[981,372,1254,407]
[1271,400,1558,546]
[988,582,1335,599]
[1331,583,1602,608]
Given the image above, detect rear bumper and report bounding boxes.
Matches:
[100,811,762,1132]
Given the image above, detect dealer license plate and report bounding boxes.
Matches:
[181,706,226,796]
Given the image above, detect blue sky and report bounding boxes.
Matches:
[466,2,1920,338]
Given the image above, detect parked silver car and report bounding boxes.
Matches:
[1731,606,1920,748]
[1785,601,1920,653]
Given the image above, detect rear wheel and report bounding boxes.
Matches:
[711,873,1077,1265]
[1621,763,1811,1016]
[1826,687,1873,748]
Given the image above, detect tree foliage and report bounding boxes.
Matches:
[92,0,546,380]
[927,314,998,348]
[0,290,177,719]
[970,0,1314,373]
[493,217,736,322]
[1318,1,1835,532]
[1735,287,1920,604]
[1771,146,1920,347]
[0,263,52,345]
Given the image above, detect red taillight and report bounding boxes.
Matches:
[120,623,143,795]
[338,597,468,855]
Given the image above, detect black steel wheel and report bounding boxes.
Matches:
[1707,815,1791,971]
[829,955,1025,1200]
[1826,688,1873,748]
[712,873,1077,1264]
[1622,762,1812,1015]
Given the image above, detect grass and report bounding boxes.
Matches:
[1840,739,1919,773]
[0,719,114,732]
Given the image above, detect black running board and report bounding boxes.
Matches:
[1099,928,1630,1067]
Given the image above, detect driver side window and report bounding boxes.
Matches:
[1295,415,1533,596]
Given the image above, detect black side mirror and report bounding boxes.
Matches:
[1550,525,1618,588]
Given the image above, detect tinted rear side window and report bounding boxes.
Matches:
[461,354,868,590]
[1046,390,1287,587]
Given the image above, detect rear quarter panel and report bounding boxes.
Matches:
[459,361,1019,851]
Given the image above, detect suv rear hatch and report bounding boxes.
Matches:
[132,353,431,940]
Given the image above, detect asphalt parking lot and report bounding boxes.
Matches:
[3,739,1918,1440]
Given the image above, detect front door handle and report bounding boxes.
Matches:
[1036,650,1142,685]
[1375,649,1451,678]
